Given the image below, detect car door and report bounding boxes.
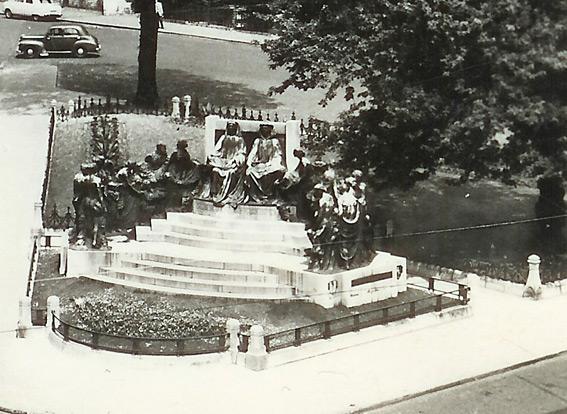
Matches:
[62,28,80,51]
[45,27,65,51]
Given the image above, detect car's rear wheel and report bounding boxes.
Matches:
[31,14,40,21]
[23,47,38,59]
[73,46,87,58]
[4,9,13,18]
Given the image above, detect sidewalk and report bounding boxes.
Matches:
[1,113,567,414]
[60,8,274,44]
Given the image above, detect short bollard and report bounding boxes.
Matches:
[59,230,69,275]
[183,95,192,120]
[46,296,60,329]
[245,325,268,371]
[17,297,32,338]
[171,96,180,119]
[226,318,240,364]
[523,254,542,299]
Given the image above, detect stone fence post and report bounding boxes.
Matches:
[226,318,240,364]
[17,297,32,338]
[171,96,180,119]
[46,296,61,328]
[59,230,69,275]
[31,201,43,238]
[245,325,268,371]
[183,95,192,120]
[523,254,542,299]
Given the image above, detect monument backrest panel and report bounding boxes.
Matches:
[205,115,302,173]
[213,129,287,166]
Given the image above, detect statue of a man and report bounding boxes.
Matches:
[72,162,107,249]
[245,124,286,203]
[207,121,248,207]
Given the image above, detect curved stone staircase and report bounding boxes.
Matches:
[87,199,312,300]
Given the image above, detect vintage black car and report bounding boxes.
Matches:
[16,24,101,58]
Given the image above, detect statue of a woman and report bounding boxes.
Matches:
[245,124,286,203]
[207,121,248,207]
[165,139,202,206]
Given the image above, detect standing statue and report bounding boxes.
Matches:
[207,122,248,207]
[165,140,202,207]
[245,124,287,203]
[307,183,340,271]
[71,163,107,249]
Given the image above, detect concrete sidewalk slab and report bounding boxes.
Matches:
[59,8,274,44]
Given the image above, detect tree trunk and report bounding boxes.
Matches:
[136,6,159,108]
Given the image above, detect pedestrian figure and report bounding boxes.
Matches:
[155,0,164,29]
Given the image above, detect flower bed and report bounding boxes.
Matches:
[62,289,226,338]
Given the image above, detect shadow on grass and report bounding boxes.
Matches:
[57,63,279,110]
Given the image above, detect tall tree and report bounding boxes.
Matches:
[262,0,567,191]
[133,0,160,107]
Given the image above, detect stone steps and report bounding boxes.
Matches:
[166,211,306,234]
[192,198,282,221]
[150,218,309,245]
[136,228,306,256]
[98,267,295,298]
[119,258,280,284]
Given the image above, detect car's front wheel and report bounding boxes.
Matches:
[4,9,13,18]
[23,47,38,59]
[73,46,87,58]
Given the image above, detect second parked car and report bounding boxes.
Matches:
[3,0,62,21]
[16,24,101,58]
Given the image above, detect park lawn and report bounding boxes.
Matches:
[33,251,437,336]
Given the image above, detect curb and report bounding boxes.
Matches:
[58,17,263,45]
[353,349,567,413]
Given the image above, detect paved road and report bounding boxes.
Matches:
[368,352,567,414]
[0,18,344,120]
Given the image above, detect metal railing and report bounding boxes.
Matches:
[55,95,295,124]
[51,313,229,356]
[239,277,470,353]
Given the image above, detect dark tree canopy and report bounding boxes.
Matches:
[262,0,567,190]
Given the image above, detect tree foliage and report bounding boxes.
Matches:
[262,0,567,190]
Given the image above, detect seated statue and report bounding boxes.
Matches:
[165,139,202,206]
[245,124,287,203]
[207,121,248,207]
[144,143,169,180]
[71,162,107,249]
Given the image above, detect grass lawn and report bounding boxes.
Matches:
[33,251,440,337]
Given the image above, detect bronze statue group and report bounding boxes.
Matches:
[72,121,375,271]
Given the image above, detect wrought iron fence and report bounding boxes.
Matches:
[239,277,470,353]
[165,4,272,33]
[51,313,229,356]
[55,95,296,125]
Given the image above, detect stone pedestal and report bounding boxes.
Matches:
[245,325,268,371]
[226,318,240,364]
[523,254,542,299]
[46,296,61,328]
[17,297,32,338]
